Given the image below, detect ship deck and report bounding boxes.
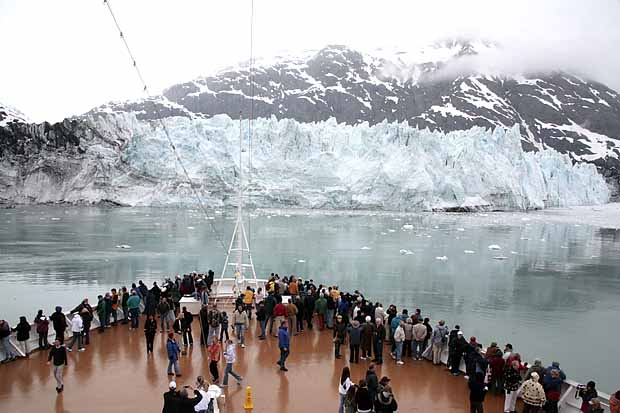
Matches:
[0,315,514,413]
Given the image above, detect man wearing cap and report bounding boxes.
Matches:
[162,380,180,413]
[333,314,347,359]
[449,331,468,376]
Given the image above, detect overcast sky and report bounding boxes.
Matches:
[1,0,619,122]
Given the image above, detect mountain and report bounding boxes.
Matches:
[1,41,619,208]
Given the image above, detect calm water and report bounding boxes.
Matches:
[1,206,619,392]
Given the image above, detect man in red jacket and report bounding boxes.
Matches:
[273,301,288,338]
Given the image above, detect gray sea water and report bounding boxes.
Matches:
[1,205,619,392]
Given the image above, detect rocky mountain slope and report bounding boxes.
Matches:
[1,41,619,208]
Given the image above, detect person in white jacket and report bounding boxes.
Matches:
[67,314,84,352]
[222,340,243,386]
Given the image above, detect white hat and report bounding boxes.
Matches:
[169,381,177,389]
[457,331,463,336]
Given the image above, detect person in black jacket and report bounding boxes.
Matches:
[333,315,347,359]
[71,299,93,345]
[304,292,315,330]
[365,364,379,402]
[450,331,468,375]
[373,318,386,365]
[47,340,68,393]
[182,307,194,348]
[49,306,67,344]
[468,372,487,413]
[144,314,157,354]
[354,379,373,413]
[177,386,203,413]
[162,381,179,413]
[466,344,489,380]
[12,316,31,356]
[374,384,398,413]
[199,305,209,346]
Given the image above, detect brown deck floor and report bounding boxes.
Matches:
[0,316,512,412]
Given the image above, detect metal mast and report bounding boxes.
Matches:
[216,112,257,298]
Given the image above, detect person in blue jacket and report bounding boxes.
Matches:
[277,320,290,372]
[166,332,181,376]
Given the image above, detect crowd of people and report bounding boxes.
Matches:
[1,270,620,413]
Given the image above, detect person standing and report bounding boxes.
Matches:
[95,295,106,333]
[265,292,276,336]
[503,360,522,413]
[277,320,290,372]
[158,298,173,333]
[144,314,157,354]
[315,293,327,330]
[256,301,267,340]
[207,305,221,346]
[166,332,181,377]
[374,384,398,413]
[222,339,243,386]
[578,381,598,413]
[66,314,84,352]
[47,339,68,393]
[468,372,488,413]
[450,331,467,375]
[243,286,254,319]
[365,364,379,403]
[360,316,374,360]
[199,304,209,346]
[182,306,194,348]
[50,306,67,344]
[162,381,180,413]
[609,390,620,413]
[12,316,31,356]
[34,311,50,350]
[286,299,298,336]
[430,320,448,365]
[393,321,405,365]
[412,319,427,360]
[273,300,288,338]
[303,291,315,330]
[78,306,93,346]
[127,291,141,329]
[333,314,347,359]
[0,319,17,363]
[232,305,249,348]
[120,286,130,324]
[208,338,221,384]
[348,320,362,364]
[520,372,546,413]
[354,379,373,413]
[338,366,352,413]
[373,317,386,364]
[110,288,120,325]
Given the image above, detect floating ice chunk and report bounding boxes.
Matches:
[433,226,439,229]
[297,259,306,263]
[426,235,432,238]
[360,246,372,250]
[116,244,132,249]
[493,256,508,260]
[540,239,546,242]
[510,251,519,255]
[456,228,465,232]
[464,250,476,254]
[266,216,272,219]
[388,229,396,233]
[399,249,414,255]
[50,217,61,221]
[590,255,599,259]
[284,214,291,218]
[187,226,195,230]
[521,217,530,221]
[435,256,448,261]
[380,232,387,235]
[206,216,215,220]
[520,237,530,240]
[393,218,401,221]
[402,224,414,230]
[560,246,569,249]
[488,245,502,250]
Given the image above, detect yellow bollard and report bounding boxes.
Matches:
[243,386,253,412]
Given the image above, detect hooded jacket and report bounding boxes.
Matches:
[374,390,397,413]
[521,377,547,407]
[348,321,362,346]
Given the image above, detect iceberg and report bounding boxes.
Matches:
[1,113,610,210]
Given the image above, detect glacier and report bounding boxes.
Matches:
[0,113,610,210]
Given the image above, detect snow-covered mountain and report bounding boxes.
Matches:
[0,103,30,127]
[1,41,619,209]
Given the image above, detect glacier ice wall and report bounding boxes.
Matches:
[1,113,610,210]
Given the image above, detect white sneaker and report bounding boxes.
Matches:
[396,360,404,365]
[78,348,85,352]
[241,344,245,348]
[67,348,73,352]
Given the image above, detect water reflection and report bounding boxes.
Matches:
[0,206,619,391]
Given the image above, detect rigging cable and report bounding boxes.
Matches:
[247,0,255,257]
[101,0,227,252]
